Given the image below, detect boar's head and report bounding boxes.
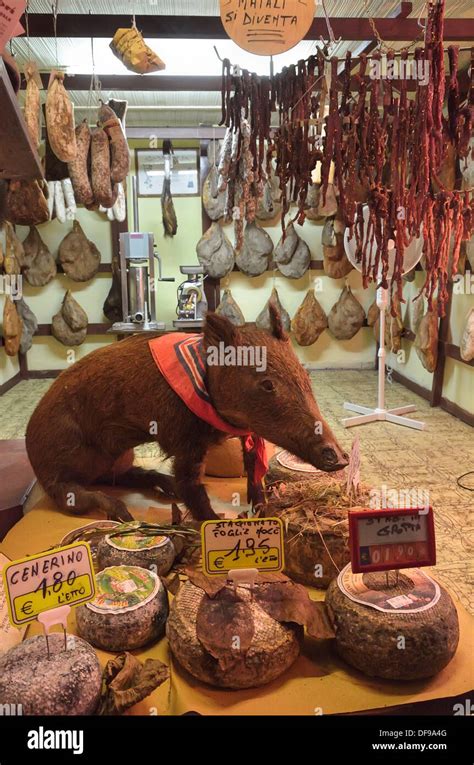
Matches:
[204,304,349,472]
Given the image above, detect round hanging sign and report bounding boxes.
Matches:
[220,0,316,56]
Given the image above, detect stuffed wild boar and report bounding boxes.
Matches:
[26,307,348,522]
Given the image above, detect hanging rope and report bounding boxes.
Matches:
[51,0,60,68]
[87,10,102,115]
[320,0,341,55]
[25,1,31,61]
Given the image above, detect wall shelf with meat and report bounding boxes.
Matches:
[0,68,132,360]
[215,0,472,326]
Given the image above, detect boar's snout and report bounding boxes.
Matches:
[319,446,349,472]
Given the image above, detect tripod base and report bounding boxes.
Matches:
[342,403,425,430]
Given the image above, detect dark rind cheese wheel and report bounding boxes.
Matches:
[325,577,459,680]
[76,565,168,651]
[167,580,302,689]
[97,533,176,575]
[0,634,101,715]
[284,519,350,589]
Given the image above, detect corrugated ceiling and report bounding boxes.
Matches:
[12,1,474,127]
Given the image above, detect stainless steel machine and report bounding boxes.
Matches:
[111,177,174,333]
[173,266,208,329]
[111,232,174,332]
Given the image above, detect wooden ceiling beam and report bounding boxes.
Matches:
[32,73,223,91]
[20,14,474,41]
[20,70,469,94]
[346,2,413,70]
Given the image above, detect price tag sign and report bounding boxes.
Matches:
[2,542,95,626]
[0,0,26,50]
[201,518,284,576]
[349,507,436,574]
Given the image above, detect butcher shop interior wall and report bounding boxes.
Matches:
[0,141,378,377]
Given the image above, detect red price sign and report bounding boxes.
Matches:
[348,507,436,574]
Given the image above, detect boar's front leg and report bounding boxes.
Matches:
[173,448,219,521]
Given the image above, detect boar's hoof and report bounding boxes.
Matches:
[106,499,134,523]
[197,508,221,522]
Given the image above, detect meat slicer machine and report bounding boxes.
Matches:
[111,231,175,332]
[173,266,208,329]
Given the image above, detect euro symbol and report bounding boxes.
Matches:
[20,601,33,615]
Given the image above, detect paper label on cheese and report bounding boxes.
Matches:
[106,532,169,552]
[86,566,160,615]
[276,449,319,473]
[337,563,440,614]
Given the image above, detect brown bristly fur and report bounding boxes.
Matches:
[26,307,348,521]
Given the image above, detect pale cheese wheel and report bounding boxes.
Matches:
[97,532,176,575]
[0,634,101,715]
[76,565,168,651]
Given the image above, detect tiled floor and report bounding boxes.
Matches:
[1,372,473,613]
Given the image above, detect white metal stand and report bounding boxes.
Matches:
[342,286,425,431]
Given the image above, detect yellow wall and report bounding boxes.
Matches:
[0,343,19,385]
[2,136,471,416]
[15,207,114,372]
[221,216,376,369]
[388,270,474,415]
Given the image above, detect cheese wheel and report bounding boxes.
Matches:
[167,580,302,689]
[0,634,101,715]
[76,565,168,651]
[326,574,459,680]
[97,532,175,575]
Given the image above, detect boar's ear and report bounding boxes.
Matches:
[203,312,240,349]
[268,300,288,341]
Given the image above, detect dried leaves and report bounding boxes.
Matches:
[188,567,335,659]
[98,652,169,715]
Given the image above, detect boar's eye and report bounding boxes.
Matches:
[260,379,275,392]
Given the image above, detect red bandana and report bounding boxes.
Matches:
[148,334,268,488]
